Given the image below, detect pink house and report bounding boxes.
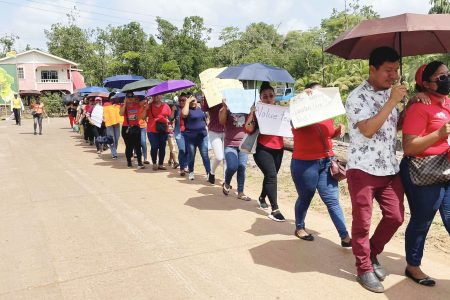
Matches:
[0,49,85,95]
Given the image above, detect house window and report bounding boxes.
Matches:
[41,70,58,81]
[17,67,24,79]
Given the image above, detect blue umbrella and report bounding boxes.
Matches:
[216,63,295,83]
[78,86,109,94]
[103,75,145,89]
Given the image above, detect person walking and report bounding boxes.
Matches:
[86,97,104,154]
[219,99,250,200]
[139,98,150,164]
[400,61,450,287]
[120,92,144,169]
[143,94,171,171]
[290,83,351,243]
[345,47,407,293]
[172,93,188,176]
[67,102,77,128]
[203,97,225,184]
[11,93,24,126]
[31,98,46,135]
[244,82,286,221]
[181,93,211,181]
[103,95,122,160]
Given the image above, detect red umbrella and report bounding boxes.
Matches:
[325,13,450,74]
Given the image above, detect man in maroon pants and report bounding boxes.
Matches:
[345,47,407,293]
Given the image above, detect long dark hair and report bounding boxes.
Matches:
[416,61,444,92]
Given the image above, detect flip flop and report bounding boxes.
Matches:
[405,269,436,286]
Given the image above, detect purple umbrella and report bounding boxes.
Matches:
[146,79,195,97]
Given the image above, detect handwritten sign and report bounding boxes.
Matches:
[289,87,345,128]
[199,67,243,107]
[222,89,256,114]
[255,102,293,137]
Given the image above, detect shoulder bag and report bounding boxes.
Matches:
[316,125,346,181]
[408,152,450,186]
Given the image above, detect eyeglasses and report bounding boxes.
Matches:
[432,73,450,82]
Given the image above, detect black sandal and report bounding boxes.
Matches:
[405,269,436,286]
[294,229,314,241]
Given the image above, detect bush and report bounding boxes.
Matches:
[40,93,64,117]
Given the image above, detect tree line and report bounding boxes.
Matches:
[1,0,450,98]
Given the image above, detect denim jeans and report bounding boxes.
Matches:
[185,133,211,174]
[224,146,248,193]
[400,157,450,266]
[175,133,188,171]
[106,124,120,158]
[148,132,168,165]
[291,158,349,239]
[140,128,148,161]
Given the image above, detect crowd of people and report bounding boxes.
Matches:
[64,46,449,294]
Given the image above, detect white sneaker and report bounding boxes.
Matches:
[188,172,195,180]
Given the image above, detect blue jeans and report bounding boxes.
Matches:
[140,128,147,161]
[291,158,349,239]
[106,124,120,158]
[148,132,168,165]
[185,133,211,174]
[400,157,450,266]
[175,133,188,171]
[224,146,248,193]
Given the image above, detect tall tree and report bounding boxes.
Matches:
[429,0,450,13]
[0,33,19,57]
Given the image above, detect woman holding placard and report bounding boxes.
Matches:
[291,83,351,247]
[245,82,286,222]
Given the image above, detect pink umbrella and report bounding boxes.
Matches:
[325,13,450,74]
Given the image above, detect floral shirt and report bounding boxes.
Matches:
[345,81,399,176]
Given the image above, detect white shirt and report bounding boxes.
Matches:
[345,81,399,176]
[90,105,103,128]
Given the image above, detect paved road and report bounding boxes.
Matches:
[1,118,449,300]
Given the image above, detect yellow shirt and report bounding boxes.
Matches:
[103,104,123,127]
[12,97,23,109]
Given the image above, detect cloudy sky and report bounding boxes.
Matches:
[0,0,431,51]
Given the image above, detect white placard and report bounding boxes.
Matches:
[255,102,293,137]
[289,87,345,128]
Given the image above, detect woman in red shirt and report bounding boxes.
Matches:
[245,82,285,222]
[142,94,171,171]
[400,61,450,286]
[291,83,351,247]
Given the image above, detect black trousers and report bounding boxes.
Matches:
[253,144,284,210]
[13,108,20,125]
[122,126,142,164]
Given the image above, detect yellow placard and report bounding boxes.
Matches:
[199,67,243,107]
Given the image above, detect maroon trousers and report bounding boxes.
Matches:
[347,169,404,276]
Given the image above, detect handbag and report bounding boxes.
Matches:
[408,152,450,186]
[151,105,167,133]
[316,125,347,181]
[239,129,259,154]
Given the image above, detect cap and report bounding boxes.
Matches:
[94,97,102,102]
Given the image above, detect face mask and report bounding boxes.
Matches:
[436,77,450,95]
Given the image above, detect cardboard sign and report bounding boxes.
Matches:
[199,67,243,107]
[222,89,256,114]
[255,102,293,137]
[289,87,345,128]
